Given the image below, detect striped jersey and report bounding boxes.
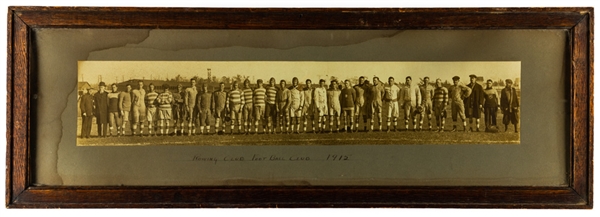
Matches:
[266,86,277,104]
[242,87,254,105]
[253,87,267,106]
[227,88,244,106]
[156,91,173,109]
[145,91,159,108]
[433,86,449,106]
[107,92,120,112]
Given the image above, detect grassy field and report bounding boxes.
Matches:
[76,114,519,146]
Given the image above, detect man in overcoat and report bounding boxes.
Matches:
[464,74,485,132]
[93,82,109,137]
[79,87,94,138]
[500,79,520,133]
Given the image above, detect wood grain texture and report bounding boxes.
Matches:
[571,11,594,207]
[5,7,593,208]
[7,12,30,207]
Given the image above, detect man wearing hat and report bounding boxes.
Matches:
[464,74,485,132]
[448,76,472,132]
[93,82,109,137]
[500,79,520,132]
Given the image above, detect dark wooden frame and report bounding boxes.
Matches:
[6,7,593,208]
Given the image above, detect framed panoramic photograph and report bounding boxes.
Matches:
[6,7,593,208]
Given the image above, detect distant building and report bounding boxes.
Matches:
[78,82,91,92]
[115,79,188,92]
[114,79,225,92]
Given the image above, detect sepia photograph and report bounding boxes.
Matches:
[77,61,520,146]
[7,4,591,210]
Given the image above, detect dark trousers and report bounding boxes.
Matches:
[81,115,93,138]
[502,110,519,125]
[97,122,108,137]
[484,107,497,128]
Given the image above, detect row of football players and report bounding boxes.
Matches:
[79,74,520,137]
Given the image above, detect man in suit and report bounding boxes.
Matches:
[464,74,485,132]
[79,87,94,138]
[93,82,109,137]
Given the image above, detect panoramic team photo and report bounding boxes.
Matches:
[77,61,520,146]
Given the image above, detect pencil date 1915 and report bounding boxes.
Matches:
[326,154,350,161]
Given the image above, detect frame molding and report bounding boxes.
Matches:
[6,7,593,208]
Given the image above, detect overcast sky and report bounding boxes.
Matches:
[79,61,520,85]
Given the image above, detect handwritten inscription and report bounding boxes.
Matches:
[191,154,350,164]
